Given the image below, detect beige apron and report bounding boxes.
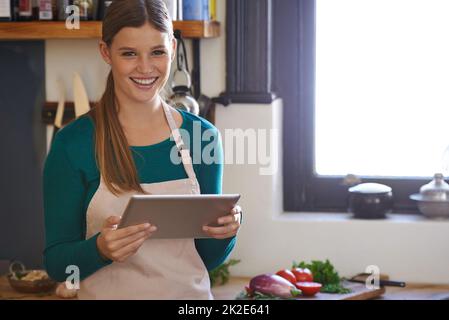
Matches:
[78,102,213,300]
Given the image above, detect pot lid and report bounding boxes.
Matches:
[348,183,392,194]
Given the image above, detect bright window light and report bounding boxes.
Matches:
[315,0,449,178]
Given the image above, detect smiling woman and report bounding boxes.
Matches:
[43,0,241,300]
[95,0,178,196]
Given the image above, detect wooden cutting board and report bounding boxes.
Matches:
[236,280,385,300]
[295,280,385,300]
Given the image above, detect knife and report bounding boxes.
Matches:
[348,273,406,288]
[73,72,91,118]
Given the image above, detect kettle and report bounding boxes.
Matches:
[167,69,200,115]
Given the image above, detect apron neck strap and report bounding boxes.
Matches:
[162,102,198,181]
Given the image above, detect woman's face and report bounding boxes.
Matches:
[99,22,176,106]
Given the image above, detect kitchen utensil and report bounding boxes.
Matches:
[410,173,449,219]
[167,30,200,114]
[348,273,406,288]
[54,81,65,130]
[73,72,91,118]
[168,69,200,115]
[348,183,393,219]
[7,261,56,294]
[46,79,66,154]
[46,126,54,154]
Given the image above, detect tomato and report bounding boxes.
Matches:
[275,269,297,284]
[291,268,313,282]
[295,282,322,296]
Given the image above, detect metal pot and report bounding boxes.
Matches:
[348,183,393,219]
[410,173,449,219]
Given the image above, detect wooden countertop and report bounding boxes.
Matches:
[1,275,449,300]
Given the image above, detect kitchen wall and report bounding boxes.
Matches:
[44,0,449,284]
[215,101,449,285]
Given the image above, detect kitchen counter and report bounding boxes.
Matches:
[1,275,449,300]
[211,277,449,300]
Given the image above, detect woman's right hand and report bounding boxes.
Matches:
[96,216,157,262]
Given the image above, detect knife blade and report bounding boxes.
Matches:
[73,72,91,118]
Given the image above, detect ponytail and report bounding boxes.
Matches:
[90,71,147,196]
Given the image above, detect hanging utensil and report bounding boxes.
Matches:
[166,29,200,115]
[168,68,200,115]
[46,79,65,154]
[73,72,91,118]
[54,80,65,130]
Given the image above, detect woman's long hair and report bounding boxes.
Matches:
[89,0,173,196]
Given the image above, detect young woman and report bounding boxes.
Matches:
[43,0,241,300]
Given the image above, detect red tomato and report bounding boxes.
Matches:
[275,269,297,284]
[291,268,314,282]
[295,282,322,296]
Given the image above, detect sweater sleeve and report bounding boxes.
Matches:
[194,128,237,271]
[43,133,111,282]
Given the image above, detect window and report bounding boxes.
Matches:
[316,0,449,178]
[278,0,449,213]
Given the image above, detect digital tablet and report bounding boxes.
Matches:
[117,194,241,239]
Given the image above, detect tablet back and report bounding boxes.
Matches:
[118,194,241,239]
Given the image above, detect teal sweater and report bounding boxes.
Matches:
[43,109,236,282]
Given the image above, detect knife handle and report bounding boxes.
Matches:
[379,280,406,288]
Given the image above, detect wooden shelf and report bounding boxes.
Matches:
[0,20,220,40]
[0,21,101,39]
[173,20,220,38]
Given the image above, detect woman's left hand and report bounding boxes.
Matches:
[202,205,242,239]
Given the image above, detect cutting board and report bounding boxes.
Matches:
[296,280,385,300]
[237,280,385,300]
